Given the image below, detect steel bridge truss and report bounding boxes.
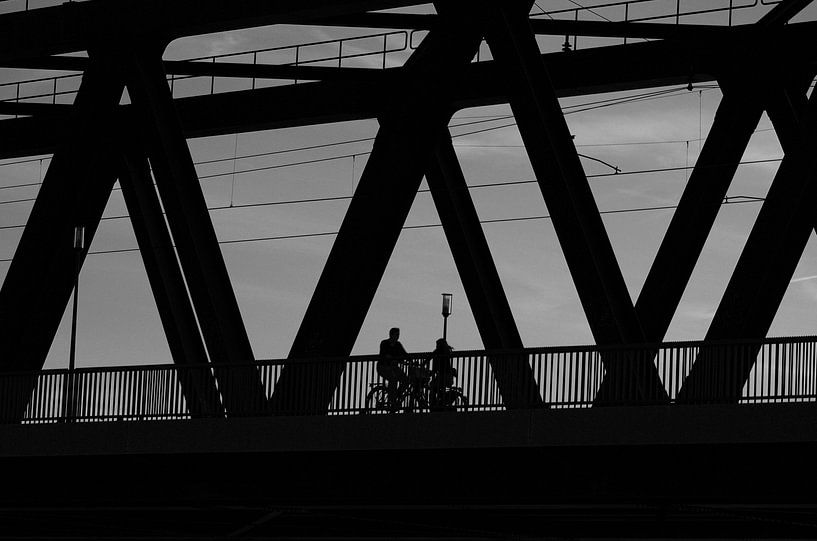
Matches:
[0,0,815,418]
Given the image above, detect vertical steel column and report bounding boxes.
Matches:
[118,137,224,418]
[269,9,484,414]
[426,132,542,408]
[482,0,667,403]
[679,86,817,402]
[120,47,266,415]
[0,52,123,421]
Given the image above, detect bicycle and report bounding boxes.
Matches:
[364,358,468,413]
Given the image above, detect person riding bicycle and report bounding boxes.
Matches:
[378,327,409,406]
[430,338,457,410]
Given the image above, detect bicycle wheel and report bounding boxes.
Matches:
[365,385,392,413]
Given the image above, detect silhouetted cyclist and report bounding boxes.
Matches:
[378,327,409,407]
[430,338,456,410]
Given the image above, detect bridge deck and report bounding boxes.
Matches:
[1,403,817,539]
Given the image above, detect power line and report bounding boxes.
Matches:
[0,156,783,231]
[0,83,719,196]
[0,195,763,263]
[566,0,614,23]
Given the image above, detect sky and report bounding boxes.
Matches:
[1,1,817,369]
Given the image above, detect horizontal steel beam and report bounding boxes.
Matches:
[0,0,425,63]
[0,102,73,117]
[2,22,815,161]
[163,60,392,82]
[319,12,740,40]
[0,56,393,83]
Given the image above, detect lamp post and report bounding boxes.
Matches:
[66,225,84,422]
[441,293,452,342]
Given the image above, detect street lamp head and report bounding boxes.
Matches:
[73,225,85,250]
[441,293,452,317]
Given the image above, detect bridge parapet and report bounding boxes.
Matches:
[2,335,816,424]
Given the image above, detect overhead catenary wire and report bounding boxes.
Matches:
[0,82,781,255]
[0,194,764,263]
[0,156,783,229]
[0,83,718,195]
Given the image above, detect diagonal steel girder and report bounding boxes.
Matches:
[426,132,543,409]
[634,81,765,345]
[119,45,267,415]
[679,82,817,403]
[117,133,224,418]
[268,6,491,414]
[0,51,123,421]
[480,0,668,404]
[757,0,815,27]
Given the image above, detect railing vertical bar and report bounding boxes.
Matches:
[7,374,14,422]
[86,371,93,420]
[382,34,388,69]
[105,370,112,421]
[32,373,40,422]
[33,373,40,422]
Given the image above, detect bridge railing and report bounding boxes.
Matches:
[1,335,817,423]
[0,29,411,113]
[0,0,792,112]
[529,0,784,52]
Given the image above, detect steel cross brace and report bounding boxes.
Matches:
[480,0,669,404]
[634,81,764,346]
[426,131,543,409]
[118,45,267,415]
[117,132,224,418]
[268,5,493,414]
[0,50,123,421]
[678,78,817,402]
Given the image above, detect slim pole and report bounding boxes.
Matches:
[67,226,84,422]
[443,316,448,342]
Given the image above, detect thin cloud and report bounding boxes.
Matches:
[791,274,817,284]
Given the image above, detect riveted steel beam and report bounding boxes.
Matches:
[120,47,266,415]
[269,4,486,414]
[0,51,123,421]
[4,23,817,161]
[635,83,764,345]
[426,132,542,408]
[679,86,817,402]
[481,0,668,404]
[118,133,224,418]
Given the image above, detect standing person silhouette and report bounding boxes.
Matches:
[378,327,409,408]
